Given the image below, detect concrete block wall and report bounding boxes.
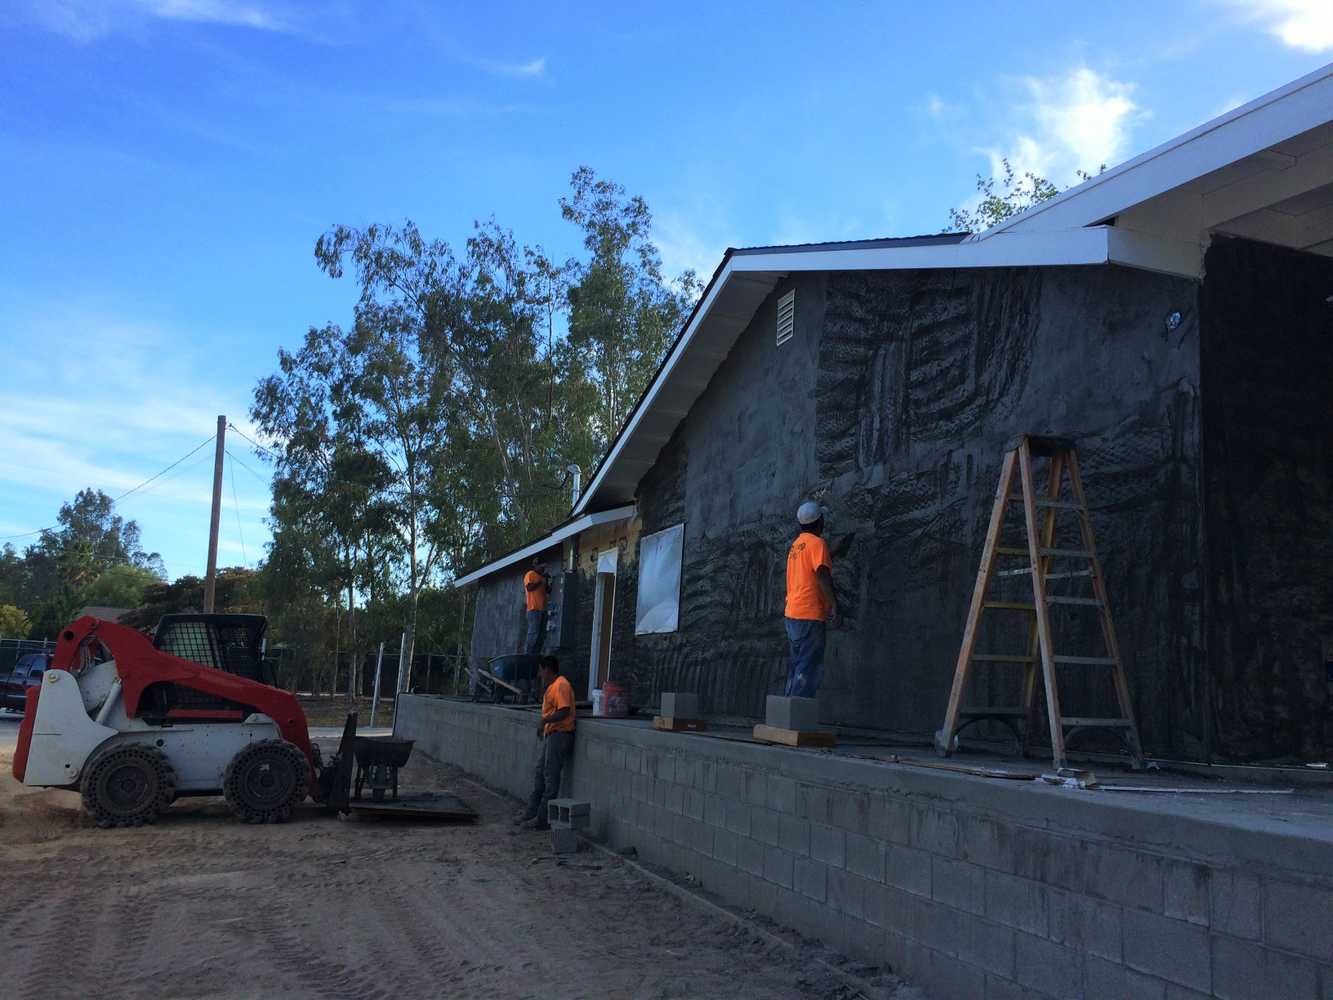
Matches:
[398,697,1333,999]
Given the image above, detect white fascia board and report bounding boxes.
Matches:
[985,62,1333,238]
[1105,228,1206,279]
[573,256,741,514]
[731,227,1111,274]
[450,504,636,588]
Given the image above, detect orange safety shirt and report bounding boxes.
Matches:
[784,531,832,621]
[524,570,547,612]
[542,675,576,734]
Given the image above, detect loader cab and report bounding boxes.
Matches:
[153,614,274,685]
[138,614,280,724]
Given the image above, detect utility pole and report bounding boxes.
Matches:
[203,415,226,612]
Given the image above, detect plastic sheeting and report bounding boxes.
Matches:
[636,523,683,634]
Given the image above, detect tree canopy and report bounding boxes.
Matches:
[251,167,698,676]
[0,489,167,638]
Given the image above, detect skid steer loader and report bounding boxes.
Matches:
[11,613,344,827]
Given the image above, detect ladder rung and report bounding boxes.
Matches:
[984,601,1036,612]
[1039,548,1092,559]
[1052,655,1117,666]
[995,547,1028,556]
[970,654,1035,663]
[961,707,1028,717]
[1007,496,1083,510]
[1047,596,1102,607]
[1045,570,1092,580]
[995,567,1032,577]
[1060,717,1133,728]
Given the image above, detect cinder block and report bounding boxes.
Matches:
[548,798,591,828]
[659,692,699,718]
[1122,909,1211,992]
[1264,880,1333,962]
[765,695,819,731]
[550,826,578,854]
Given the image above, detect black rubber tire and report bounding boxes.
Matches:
[223,739,308,824]
[80,744,176,829]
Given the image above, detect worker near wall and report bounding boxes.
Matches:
[523,557,550,655]
[784,500,837,698]
[515,655,576,830]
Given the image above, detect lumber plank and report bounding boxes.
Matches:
[752,724,837,748]
[652,716,707,732]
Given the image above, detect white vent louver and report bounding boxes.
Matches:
[776,289,795,346]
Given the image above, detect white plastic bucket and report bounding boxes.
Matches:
[592,688,605,717]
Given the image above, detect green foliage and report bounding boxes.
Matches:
[2,490,168,638]
[121,567,262,630]
[80,563,160,609]
[0,604,30,638]
[251,167,698,668]
[948,159,1106,233]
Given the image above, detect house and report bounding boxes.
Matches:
[455,63,1333,762]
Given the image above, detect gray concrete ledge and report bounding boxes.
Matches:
[398,695,1333,1000]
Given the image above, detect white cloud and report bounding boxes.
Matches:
[8,0,295,42]
[0,295,273,566]
[1006,67,1139,182]
[1223,0,1333,52]
[137,0,286,31]
[654,210,732,282]
[468,55,548,80]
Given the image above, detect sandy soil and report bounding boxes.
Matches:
[0,735,921,1000]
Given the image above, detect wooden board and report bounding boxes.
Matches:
[347,790,477,820]
[752,724,837,748]
[653,716,707,732]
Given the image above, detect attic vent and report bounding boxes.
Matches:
[775,289,795,346]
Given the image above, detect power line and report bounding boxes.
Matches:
[225,448,270,487]
[229,460,249,566]
[227,422,279,461]
[0,432,218,543]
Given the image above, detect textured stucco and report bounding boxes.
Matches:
[462,239,1330,760]
[614,263,1207,757]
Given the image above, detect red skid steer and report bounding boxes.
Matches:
[12,614,352,827]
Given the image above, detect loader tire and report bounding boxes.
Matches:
[223,739,308,824]
[81,744,176,829]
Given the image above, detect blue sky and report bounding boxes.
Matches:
[2,0,1330,580]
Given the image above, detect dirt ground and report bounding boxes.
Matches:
[0,732,922,1000]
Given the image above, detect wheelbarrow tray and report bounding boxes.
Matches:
[353,735,415,768]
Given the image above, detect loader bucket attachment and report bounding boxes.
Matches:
[318,712,358,814]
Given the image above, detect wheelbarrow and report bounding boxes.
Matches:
[353,734,415,802]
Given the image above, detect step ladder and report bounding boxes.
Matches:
[935,436,1145,770]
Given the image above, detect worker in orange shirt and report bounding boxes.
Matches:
[784,500,837,698]
[516,655,576,830]
[523,557,550,655]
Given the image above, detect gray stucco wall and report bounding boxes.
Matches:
[399,696,1333,1000]
[617,263,1205,756]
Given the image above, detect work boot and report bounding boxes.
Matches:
[520,815,549,831]
[513,811,536,826]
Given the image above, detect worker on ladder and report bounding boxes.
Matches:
[784,500,837,698]
[523,557,550,655]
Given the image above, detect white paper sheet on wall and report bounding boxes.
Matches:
[635,523,683,634]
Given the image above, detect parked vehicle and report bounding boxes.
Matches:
[1,652,50,711]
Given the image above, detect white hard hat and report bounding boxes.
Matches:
[796,500,823,525]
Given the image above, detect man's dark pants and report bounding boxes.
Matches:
[525,609,547,655]
[525,729,574,826]
[784,617,826,698]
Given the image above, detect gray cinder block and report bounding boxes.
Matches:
[550,826,578,854]
[660,692,700,718]
[766,695,820,731]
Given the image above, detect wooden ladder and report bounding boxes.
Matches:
[935,436,1145,770]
